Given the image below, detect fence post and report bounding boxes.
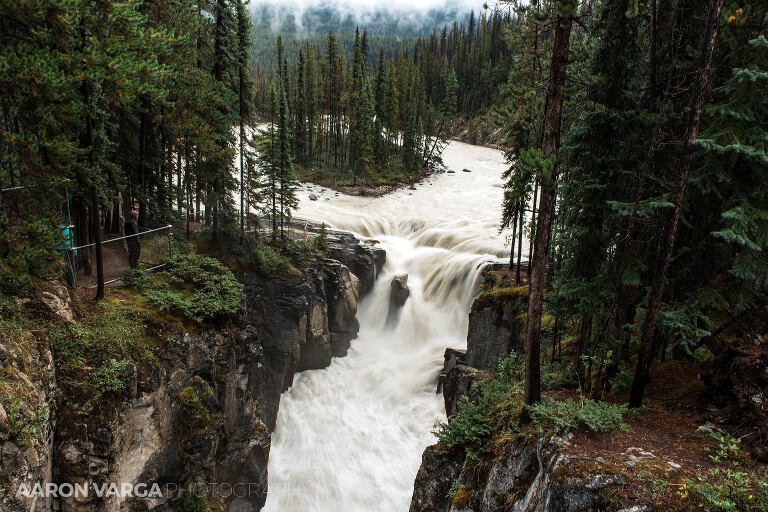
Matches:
[168,227,173,259]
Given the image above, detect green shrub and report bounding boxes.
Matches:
[121,267,150,288]
[183,480,225,512]
[2,395,47,446]
[609,367,633,396]
[246,245,300,277]
[482,270,501,288]
[282,239,313,265]
[0,260,31,296]
[142,255,243,323]
[309,223,330,257]
[682,433,768,511]
[93,360,132,397]
[179,386,209,423]
[479,285,529,303]
[50,298,153,396]
[528,397,628,435]
[433,355,524,460]
[540,358,577,390]
[170,234,194,257]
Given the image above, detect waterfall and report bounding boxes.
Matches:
[263,140,527,511]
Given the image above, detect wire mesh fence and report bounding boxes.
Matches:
[65,225,174,288]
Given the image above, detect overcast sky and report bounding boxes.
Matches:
[249,0,491,18]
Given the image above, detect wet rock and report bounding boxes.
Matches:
[309,193,318,201]
[437,349,477,417]
[409,445,464,512]
[447,170,456,174]
[411,435,636,512]
[480,442,538,512]
[465,295,526,369]
[322,230,386,296]
[387,274,410,324]
[462,168,471,173]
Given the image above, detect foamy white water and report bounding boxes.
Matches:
[263,141,525,511]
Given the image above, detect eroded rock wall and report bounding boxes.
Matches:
[2,233,383,512]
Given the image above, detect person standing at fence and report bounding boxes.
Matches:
[125,210,141,269]
[58,220,77,286]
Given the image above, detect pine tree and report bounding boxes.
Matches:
[374,48,388,168]
[523,0,575,409]
[277,88,298,246]
[235,0,254,235]
[295,46,308,166]
[402,103,423,177]
[629,0,725,408]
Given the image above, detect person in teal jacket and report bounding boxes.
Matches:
[58,221,76,286]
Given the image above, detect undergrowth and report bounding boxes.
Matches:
[433,352,628,461]
[127,254,243,323]
[50,297,154,398]
[680,432,768,511]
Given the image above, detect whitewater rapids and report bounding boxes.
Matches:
[262,141,525,511]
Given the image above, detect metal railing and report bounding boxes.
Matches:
[64,225,174,288]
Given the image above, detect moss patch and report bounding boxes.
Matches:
[452,487,472,508]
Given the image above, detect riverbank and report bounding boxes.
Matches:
[294,163,441,197]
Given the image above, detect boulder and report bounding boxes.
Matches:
[387,274,410,324]
[309,193,318,201]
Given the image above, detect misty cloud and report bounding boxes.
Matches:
[250,0,486,34]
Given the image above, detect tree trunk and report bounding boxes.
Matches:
[527,178,538,278]
[523,11,573,408]
[629,0,723,408]
[509,205,518,270]
[240,121,246,236]
[516,203,524,284]
[82,78,104,300]
[649,0,658,105]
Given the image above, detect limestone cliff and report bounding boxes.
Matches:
[0,232,384,512]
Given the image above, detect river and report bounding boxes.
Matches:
[262,140,525,511]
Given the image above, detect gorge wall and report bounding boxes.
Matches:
[1,231,384,512]
[412,291,650,512]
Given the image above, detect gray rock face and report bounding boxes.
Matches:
[242,257,366,430]
[53,327,272,512]
[410,434,639,512]
[322,229,386,296]
[480,443,538,512]
[409,445,464,512]
[465,297,526,369]
[387,274,410,324]
[21,231,382,512]
[0,289,60,512]
[438,349,477,417]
